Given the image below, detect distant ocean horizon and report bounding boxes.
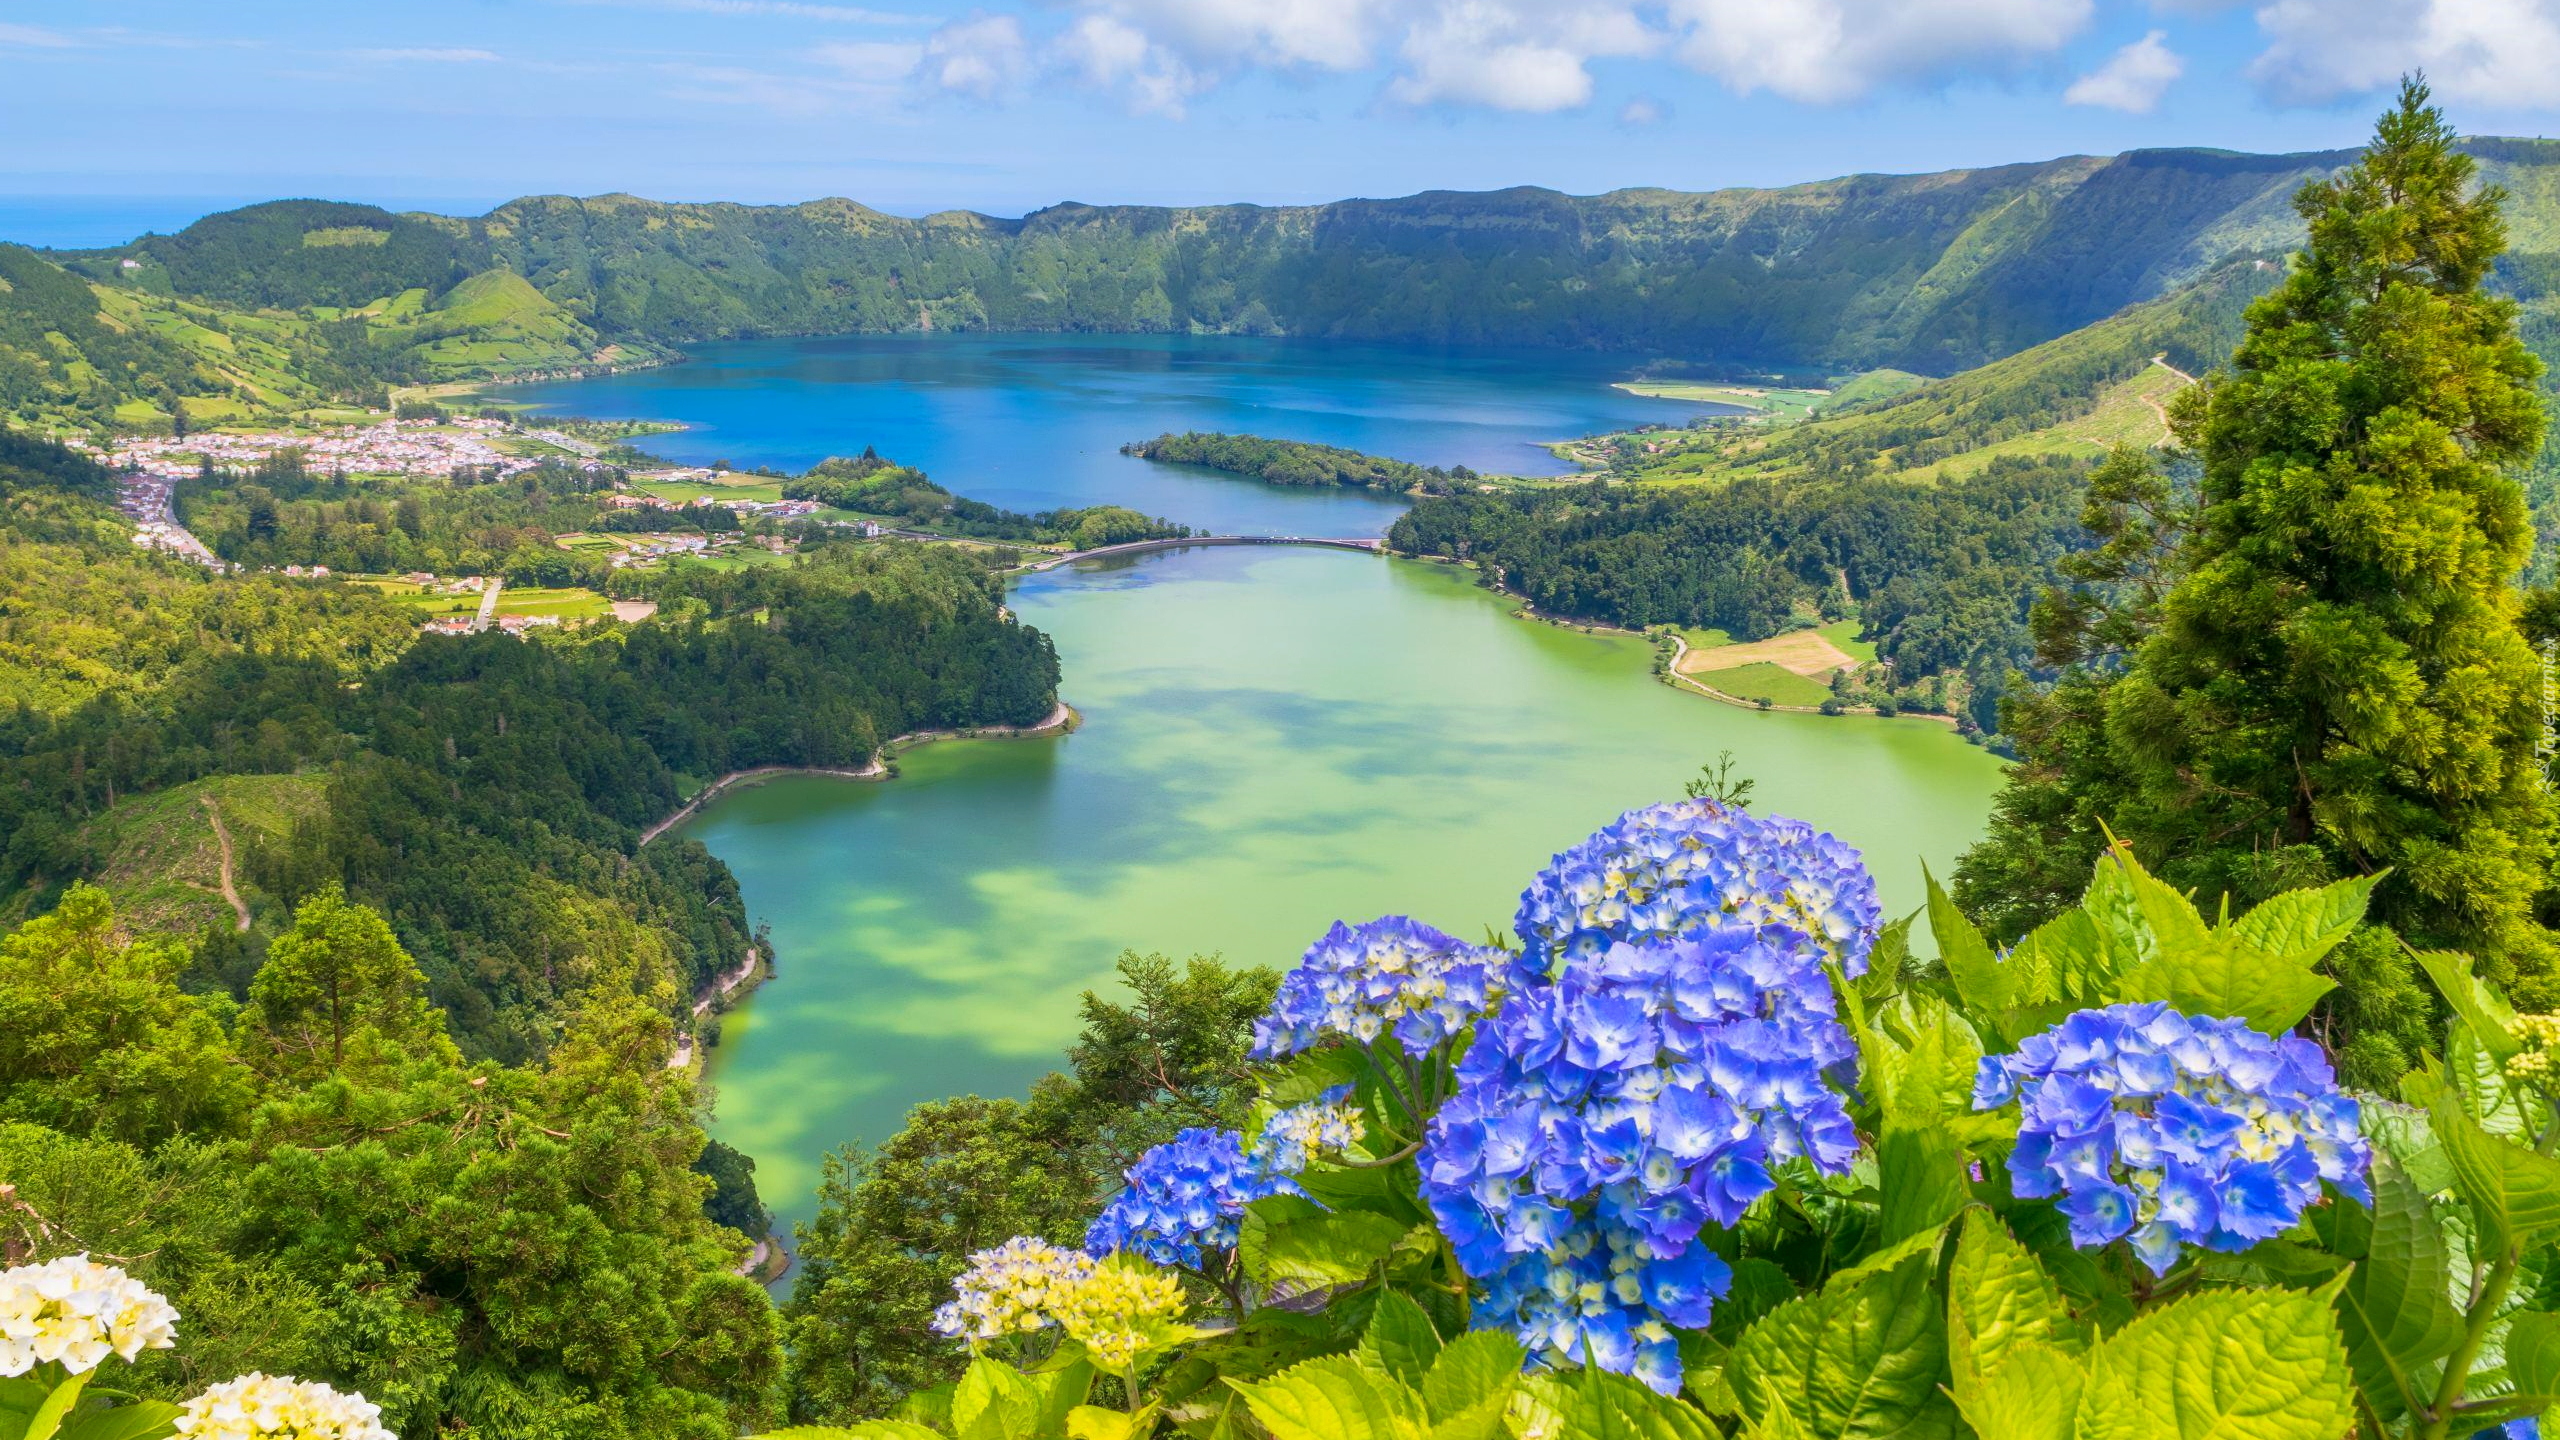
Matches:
[0,194,506,250]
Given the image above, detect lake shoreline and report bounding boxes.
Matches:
[636,700,1080,846]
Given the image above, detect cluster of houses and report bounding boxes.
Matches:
[601,491,825,520]
[109,417,591,482]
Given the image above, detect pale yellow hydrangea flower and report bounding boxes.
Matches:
[932,1237,1096,1343]
[0,1254,177,1376]
[173,1373,395,1440]
[1049,1258,1185,1371]
[2509,1014,2560,1087]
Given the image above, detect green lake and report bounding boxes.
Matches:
[688,544,2008,1238]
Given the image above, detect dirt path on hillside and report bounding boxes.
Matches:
[200,797,250,932]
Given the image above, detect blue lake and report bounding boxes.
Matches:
[508,333,1731,536]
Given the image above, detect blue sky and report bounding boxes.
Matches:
[3,0,2557,245]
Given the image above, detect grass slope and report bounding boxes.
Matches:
[1618,257,2276,487]
[38,772,326,936]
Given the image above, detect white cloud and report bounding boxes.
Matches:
[1666,0,2094,103]
[925,14,1032,98]
[0,23,78,47]
[2248,0,2560,109]
[355,47,504,63]
[1619,95,1669,125]
[1386,2,1656,112]
[1075,0,1384,72]
[2065,28,2181,111]
[1057,15,1204,115]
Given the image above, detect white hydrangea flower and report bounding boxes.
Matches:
[0,1254,178,1377]
[930,1237,1095,1342]
[173,1374,396,1440]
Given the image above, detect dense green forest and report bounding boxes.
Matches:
[0,431,1060,1061]
[1390,457,2088,728]
[783,449,1187,547]
[3,882,784,1437]
[1124,432,1480,494]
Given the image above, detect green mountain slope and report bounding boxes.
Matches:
[46,143,2412,376]
[16,137,2560,433]
[1617,256,2280,485]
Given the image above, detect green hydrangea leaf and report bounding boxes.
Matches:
[952,1356,1042,1440]
[1421,1330,1525,1423]
[1230,1355,1427,1440]
[2416,950,2524,1064]
[2328,1153,2461,1423]
[2422,1072,2560,1255]
[51,1402,187,1440]
[2074,1287,2357,1440]
[1951,1340,2083,1440]
[1945,1211,2085,1410]
[2225,874,2378,968]
[1358,1289,1443,1388]
[1728,1249,1957,1439]
[1240,1195,1412,1290]
[2503,1310,2560,1410]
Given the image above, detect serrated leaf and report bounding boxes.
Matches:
[1421,1330,1524,1422]
[1728,1249,1957,1439]
[1952,1340,2083,1440]
[757,1426,943,1440]
[1230,1356,1426,1440]
[953,1356,1041,1440]
[1263,1046,1372,1106]
[1029,1360,1095,1438]
[2074,1288,2357,1440]
[2424,1073,2560,1255]
[1926,867,2010,1021]
[52,1402,184,1440]
[2508,1311,2560,1407]
[1560,1373,1722,1440]
[2418,949,2523,1064]
[1675,1333,1741,1419]
[1358,1289,1442,1388]
[2453,1023,2535,1138]
[1064,1405,1151,1440]
[1240,1196,1413,1290]
[1875,1121,1972,1247]
[1946,1211,2084,1410]
[2012,907,2106,1013]
[2330,1153,2461,1423]
[757,1414,952,1424]
[2226,874,2378,966]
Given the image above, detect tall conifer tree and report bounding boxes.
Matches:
[1963,78,2556,1024]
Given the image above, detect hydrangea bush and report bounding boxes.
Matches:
[889,802,2524,1440]
[41,797,2548,1440]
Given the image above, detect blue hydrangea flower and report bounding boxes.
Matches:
[1512,799,1881,987]
[1086,1128,1293,1269]
[1973,1003,2372,1275]
[1251,916,1504,1061]
[1421,923,1862,1393]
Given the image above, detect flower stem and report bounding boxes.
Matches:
[2422,1243,2521,1440]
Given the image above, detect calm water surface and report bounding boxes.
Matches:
[691,546,2007,1236]
[511,333,1731,536]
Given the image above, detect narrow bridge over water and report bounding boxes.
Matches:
[1010,534,1385,573]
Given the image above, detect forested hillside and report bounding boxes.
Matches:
[11,139,2560,437]
[54,148,2357,374]
[0,430,1059,1060]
